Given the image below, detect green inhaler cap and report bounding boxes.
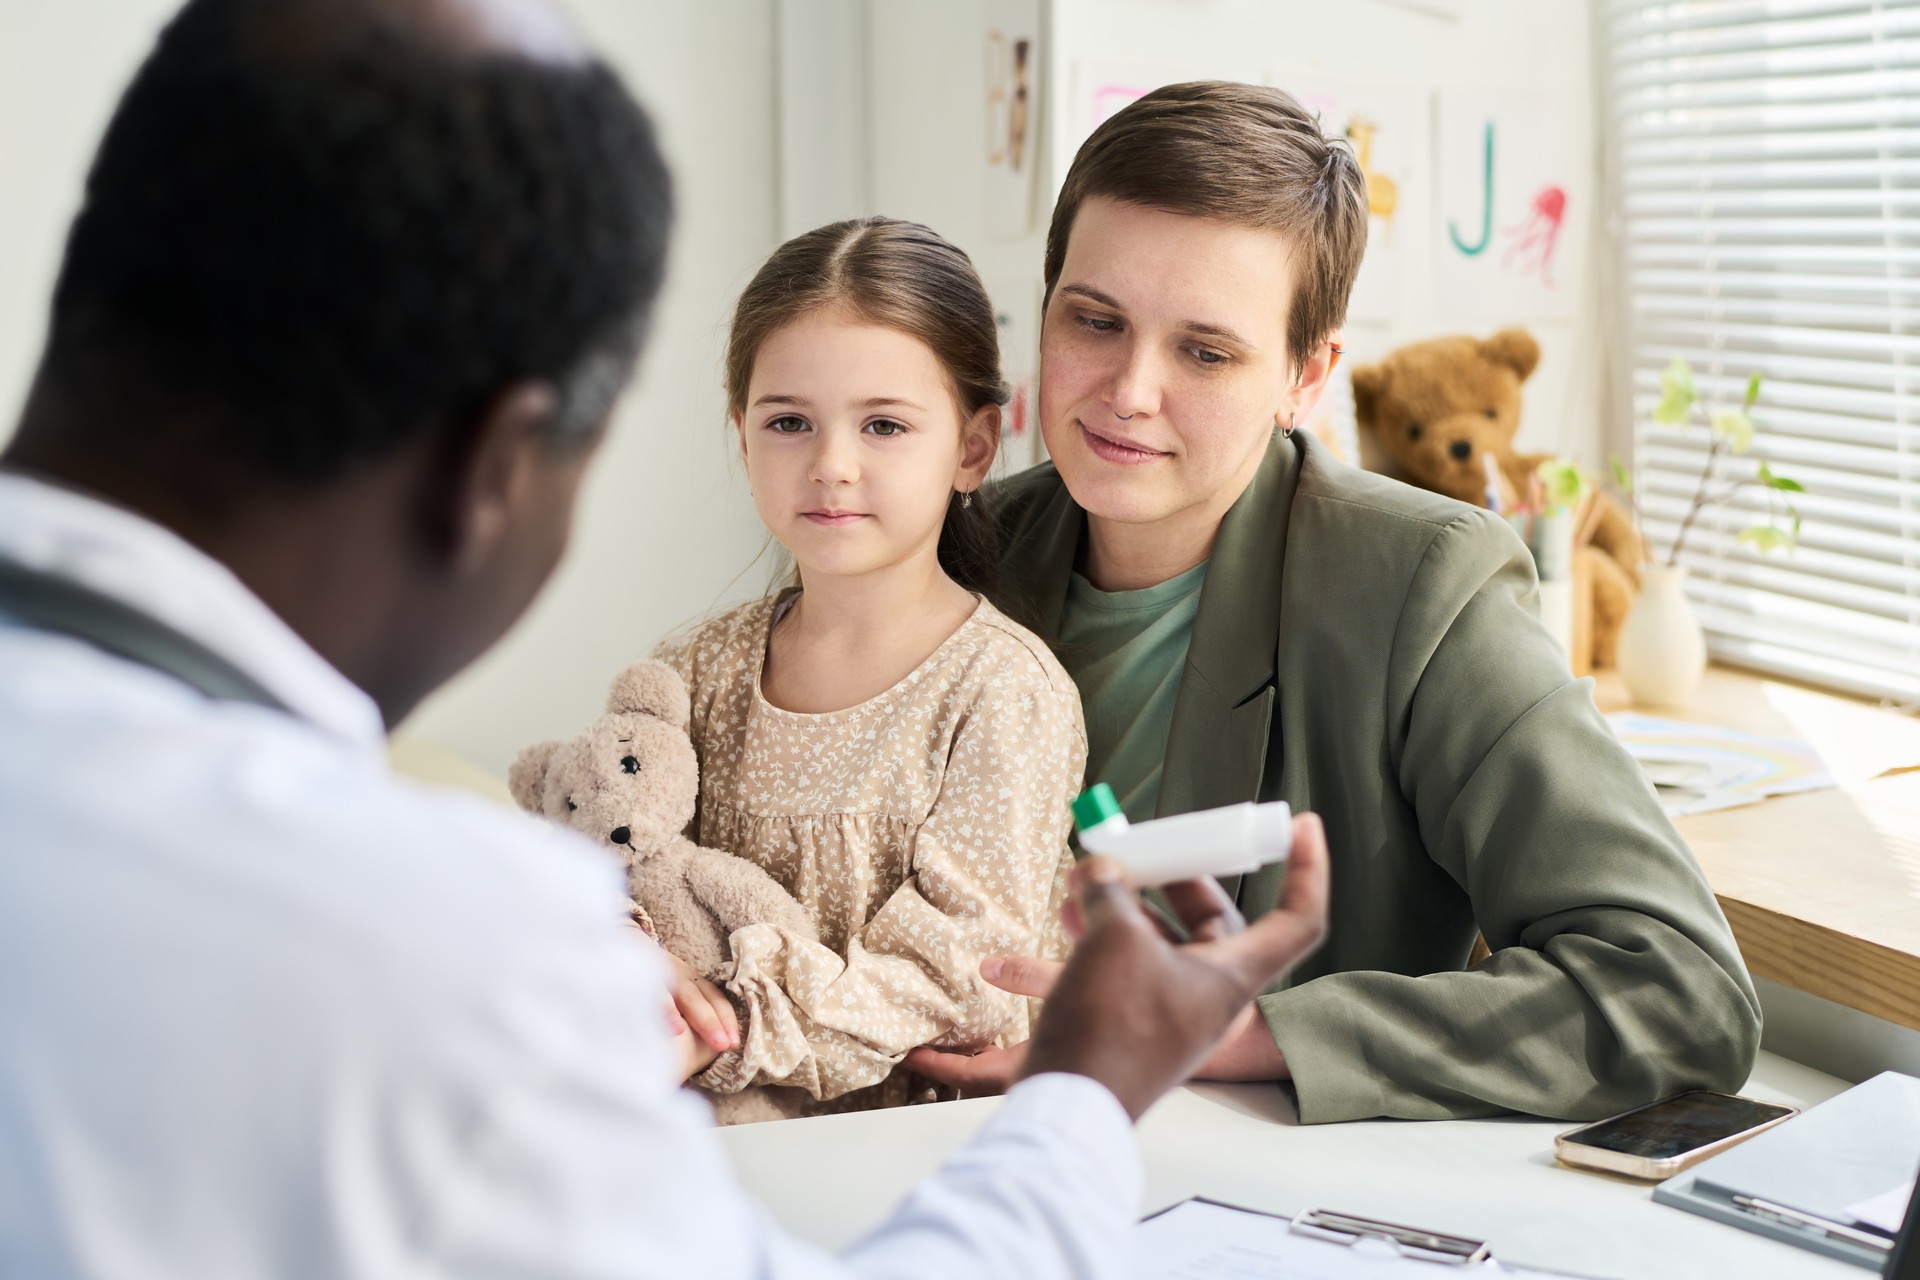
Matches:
[1071,783,1124,832]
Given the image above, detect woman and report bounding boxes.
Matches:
[908,81,1761,1125]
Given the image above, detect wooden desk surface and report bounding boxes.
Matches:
[722,1052,1857,1278]
[1591,665,1920,1031]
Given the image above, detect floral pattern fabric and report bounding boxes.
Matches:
[653,593,1085,1111]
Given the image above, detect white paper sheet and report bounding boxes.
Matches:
[1846,1179,1915,1236]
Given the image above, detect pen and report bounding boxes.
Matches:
[1482,452,1504,513]
[1730,1194,1894,1252]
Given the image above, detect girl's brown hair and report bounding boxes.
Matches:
[724,216,1006,595]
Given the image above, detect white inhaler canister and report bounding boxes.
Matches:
[1069,784,1292,887]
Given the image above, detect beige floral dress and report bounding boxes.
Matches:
[652,592,1085,1114]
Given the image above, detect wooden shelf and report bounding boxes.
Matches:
[1591,666,1920,1030]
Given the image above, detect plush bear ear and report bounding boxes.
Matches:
[1349,363,1386,432]
[507,740,560,811]
[1479,329,1541,382]
[607,660,692,729]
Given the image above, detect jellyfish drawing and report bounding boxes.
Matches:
[1503,185,1567,289]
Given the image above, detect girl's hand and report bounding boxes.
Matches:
[672,1024,723,1081]
[664,951,741,1054]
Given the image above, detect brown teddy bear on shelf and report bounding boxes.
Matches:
[509,659,814,1124]
[1350,328,1642,672]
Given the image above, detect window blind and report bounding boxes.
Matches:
[1603,0,1920,705]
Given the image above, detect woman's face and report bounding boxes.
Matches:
[1038,198,1326,531]
[737,306,995,585]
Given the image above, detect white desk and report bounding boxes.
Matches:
[721,1052,1864,1278]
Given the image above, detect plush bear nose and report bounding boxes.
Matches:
[609,826,631,846]
[1448,440,1473,461]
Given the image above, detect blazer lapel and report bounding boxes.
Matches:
[1157,436,1303,894]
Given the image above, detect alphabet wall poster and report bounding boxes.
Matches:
[1278,76,1425,326]
[1436,89,1582,322]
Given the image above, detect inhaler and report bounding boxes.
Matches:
[1069,784,1292,887]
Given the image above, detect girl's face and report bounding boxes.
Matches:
[738,306,997,586]
[1038,197,1337,530]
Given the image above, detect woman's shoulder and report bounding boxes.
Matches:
[1292,439,1521,578]
[1296,438,1479,532]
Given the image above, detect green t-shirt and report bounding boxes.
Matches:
[1057,560,1208,825]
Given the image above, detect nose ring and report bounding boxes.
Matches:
[1116,412,1135,421]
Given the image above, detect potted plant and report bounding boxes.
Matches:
[1613,358,1804,706]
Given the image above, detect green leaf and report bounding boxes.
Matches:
[1756,462,1805,493]
[1535,458,1588,508]
[1737,525,1796,554]
[1609,455,1633,493]
[1711,409,1755,453]
[1653,357,1697,425]
[1744,372,1763,409]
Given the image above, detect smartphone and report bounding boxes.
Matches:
[1554,1090,1799,1180]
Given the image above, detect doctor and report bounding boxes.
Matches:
[0,2,1329,1276]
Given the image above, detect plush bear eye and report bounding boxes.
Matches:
[1483,407,1498,420]
[1407,422,1424,440]
[621,755,640,774]
[566,799,577,812]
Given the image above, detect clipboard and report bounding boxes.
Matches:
[1653,1071,1920,1270]
[1135,1197,1610,1278]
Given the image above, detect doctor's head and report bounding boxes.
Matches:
[1037,82,1367,535]
[7,0,672,722]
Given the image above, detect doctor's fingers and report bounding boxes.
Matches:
[1197,814,1330,996]
[1159,876,1244,943]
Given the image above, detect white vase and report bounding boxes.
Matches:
[1616,564,1707,707]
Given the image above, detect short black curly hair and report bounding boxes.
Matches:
[32,0,673,484]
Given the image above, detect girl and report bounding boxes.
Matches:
[653,217,1085,1117]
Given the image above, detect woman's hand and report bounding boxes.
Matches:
[663,951,740,1057]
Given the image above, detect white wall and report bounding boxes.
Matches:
[0,2,179,429]
[0,1,781,775]
[862,0,1607,469]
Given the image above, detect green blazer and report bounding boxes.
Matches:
[990,433,1761,1124]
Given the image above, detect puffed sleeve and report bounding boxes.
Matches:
[698,684,1084,1101]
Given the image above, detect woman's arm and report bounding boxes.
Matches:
[699,685,1086,1101]
[1260,509,1762,1122]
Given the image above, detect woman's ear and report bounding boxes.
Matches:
[733,413,750,473]
[1280,330,1344,430]
[957,404,1001,488]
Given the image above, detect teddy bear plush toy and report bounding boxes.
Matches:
[1350,328,1642,671]
[509,659,814,1124]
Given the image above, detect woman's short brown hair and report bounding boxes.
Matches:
[1043,81,1368,375]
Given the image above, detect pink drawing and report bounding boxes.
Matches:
[1502,185,1567,289]
[1092,85,1149,127]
